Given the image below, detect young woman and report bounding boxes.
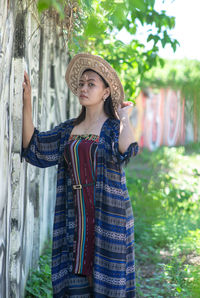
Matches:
[22,53,138,298]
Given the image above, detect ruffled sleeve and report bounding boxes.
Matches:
[21,120,73,168]
[113,141,139,166]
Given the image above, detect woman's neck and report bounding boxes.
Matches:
[84,106,107,124]
[71,106,108,136]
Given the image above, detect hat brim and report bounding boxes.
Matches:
[65,53,124,109]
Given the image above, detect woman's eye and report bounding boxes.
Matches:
[78,82,94,87]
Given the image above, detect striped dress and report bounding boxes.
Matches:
[21,118,139,297]
[64,134,99,277]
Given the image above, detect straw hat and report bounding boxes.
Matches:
[65,53,125,109]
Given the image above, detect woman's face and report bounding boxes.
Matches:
[77,70,110,108]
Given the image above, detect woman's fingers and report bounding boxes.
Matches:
[23,71,29,86]
[117,101,134,119]
[24,71,30,85]
[23,71,32,103]
[121,101,134,108]
[23,71,31,91]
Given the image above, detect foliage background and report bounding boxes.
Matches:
[33,0,179,100]
[141,59,200,103]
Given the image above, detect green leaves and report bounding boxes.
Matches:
[79,0,93,12]
[129,0,146,11]
[37,0,65,18]
[147,34,160,45]
[35,0,179,101]
[84,14,107,35]
[108,3,128,30]
[37,0,52,11]
[77,0,179,100]
[25,243,52,297]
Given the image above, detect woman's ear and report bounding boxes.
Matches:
[104,87,111,99]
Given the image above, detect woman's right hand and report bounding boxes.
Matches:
[23,71,32,107]
[22,71,34,148]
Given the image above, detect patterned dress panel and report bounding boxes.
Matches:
[64,134,99,276]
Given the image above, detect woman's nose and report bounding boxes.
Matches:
[80,83,87,92]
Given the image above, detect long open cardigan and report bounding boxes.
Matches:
[22,118,138,297]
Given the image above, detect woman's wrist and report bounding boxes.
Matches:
[23,103,32,114]
[119,112,130,122]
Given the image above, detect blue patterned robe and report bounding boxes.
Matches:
[22,118,138,298]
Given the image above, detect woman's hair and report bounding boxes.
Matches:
[73,69,118,126]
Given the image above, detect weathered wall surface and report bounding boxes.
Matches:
[0,1,79,297]
[132,88,199,150]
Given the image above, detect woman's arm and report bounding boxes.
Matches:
[21,71,65,168]
[118,102,135,154]
[22,71,34,148]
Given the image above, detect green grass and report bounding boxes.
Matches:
[25,144,200,297]
[126,145,200,297]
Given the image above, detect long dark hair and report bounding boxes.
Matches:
[73,69,118,126]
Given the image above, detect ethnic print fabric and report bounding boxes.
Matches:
[21,118,139,297]
[64,134,99,276]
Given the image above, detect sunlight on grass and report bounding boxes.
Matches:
[126,144,200,297]
[179,229,200,254]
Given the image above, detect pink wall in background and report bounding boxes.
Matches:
[131,89,186,150]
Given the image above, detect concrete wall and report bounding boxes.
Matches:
[0,1,79,297]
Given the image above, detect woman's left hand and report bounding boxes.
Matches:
[117,101,135,153]
[117,101,134,120]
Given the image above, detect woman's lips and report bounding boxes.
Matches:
[80,95,88,98]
